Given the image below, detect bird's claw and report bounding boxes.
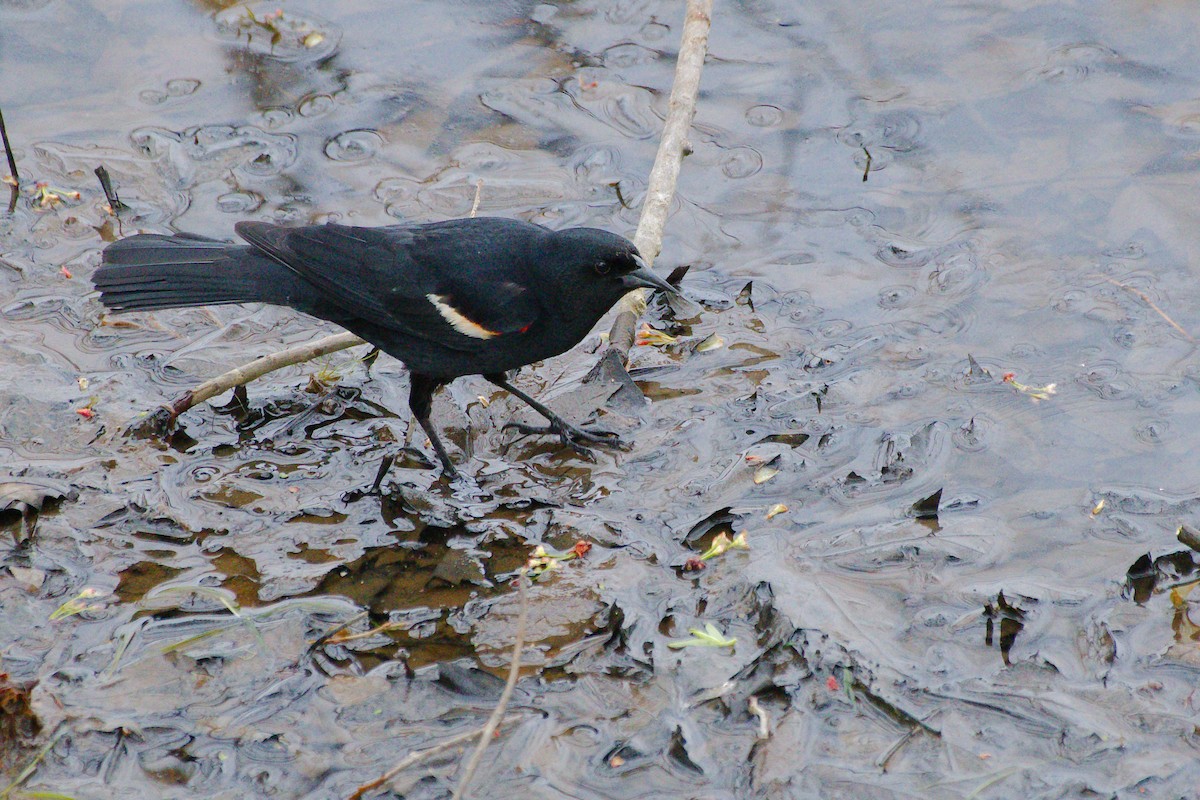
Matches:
[504,419,626,455]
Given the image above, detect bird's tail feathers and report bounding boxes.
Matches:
[94,234,301,312]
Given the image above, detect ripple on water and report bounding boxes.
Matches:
[875,243,937,270]
[952,413,995,452]
[893,306,976,338]
[377,143,584,219]
[1075,361,1134,400]
[603,43,660,68]
[604,0,657,25]
[138,78,201,106]
[564,74,661,140]
[926,251,988,299]
[216,190,264,214]
[1133,419,1168,446]
[571,144,631,189]
[130,125,298,182]
[298,93,337,118]
[639,20,669,41]
[1030,42,1118,84]
[878,284,917,310]
[839,108,923,153]
[745,104,784,128]
[480,78,568,132]
[1102,240,1146,259]
[259,107,296,130]
[374,176,420,215]
[238,734,297,764]
[324,130,384,162]
[719,146,763,179]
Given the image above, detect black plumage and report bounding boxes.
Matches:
[94,217,676,477]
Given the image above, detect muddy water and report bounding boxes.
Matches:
[3,0,1200,797]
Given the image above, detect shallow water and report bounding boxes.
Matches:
[3,0,1200,797]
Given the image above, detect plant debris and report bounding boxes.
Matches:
[667,622,736,650]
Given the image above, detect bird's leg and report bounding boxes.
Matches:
[485,373,625,455]
[409,373,460,478]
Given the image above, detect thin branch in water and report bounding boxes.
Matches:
[135,331,367,434]
[611,180,631,209]
[305,609,369,657]
[600,0,713,364]
[346,714,523,800]
[0,726,68,798]
[94,165,127,212]
[1104,277,1195,343]
[0,105,19,186]
[877,724,923,771]
[452,571,529,800]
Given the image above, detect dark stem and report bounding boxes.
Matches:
[94,165,126,212]
[0,106,18,186]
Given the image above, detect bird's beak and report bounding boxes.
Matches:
[623,255,680,295]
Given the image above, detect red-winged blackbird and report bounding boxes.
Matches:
[93,217,676,477]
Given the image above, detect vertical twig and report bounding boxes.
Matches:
[602,0,712,363]
[0,105,19,186]
[468,178,484,218]
[95,165,126,212]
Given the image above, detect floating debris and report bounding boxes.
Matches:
[31,181,80,209]
[748,695,770,740]
[526,541,592,578]
[49,587,107,620]
[667,622,736,650]
[636,323,677,347]
[752,455,780,484]
[911,488,942,520]
[1002,372,1056,401]
[698,531,748,561]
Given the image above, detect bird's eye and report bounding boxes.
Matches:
[594,261,611,276]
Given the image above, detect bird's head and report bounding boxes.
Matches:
[548,228,677,318]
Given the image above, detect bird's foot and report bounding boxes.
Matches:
[504,418,627,456]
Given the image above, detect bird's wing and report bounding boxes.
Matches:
[235,221,541,351]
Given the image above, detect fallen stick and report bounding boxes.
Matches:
[451,572,529,800]
[130,331,367,432]
[347,714,523,800]
[600,0,712,363]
